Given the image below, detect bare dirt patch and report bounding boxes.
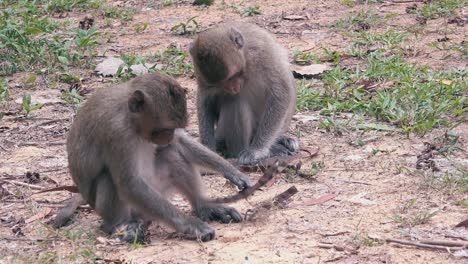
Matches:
[1,1,467,263]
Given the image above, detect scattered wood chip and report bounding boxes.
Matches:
[25,208,52,224]
[348,192,376,206]
[283,15,306,21]
[291,64,331,79]
[290,191,338,208]
[245,186,299,221]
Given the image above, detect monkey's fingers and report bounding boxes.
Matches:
[213,160,279,204]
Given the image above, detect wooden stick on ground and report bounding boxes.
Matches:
[1,180,45,190]
[386,238,466,251]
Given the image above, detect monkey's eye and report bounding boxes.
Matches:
[228,71,243,81]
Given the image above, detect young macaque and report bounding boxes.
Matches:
[189,21,299,165]
[64,72,253,242]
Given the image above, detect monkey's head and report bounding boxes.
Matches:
[127,73,188,145]
[189,26,246,95]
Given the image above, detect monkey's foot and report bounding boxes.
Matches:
[238,149,269,166]
[114,220,148,244]
[196,204,242,224]
[180,218,215,242]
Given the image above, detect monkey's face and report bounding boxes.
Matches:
[127,83,188,145]
[189,27,246,95]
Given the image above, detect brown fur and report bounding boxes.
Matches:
[63,72,252,243]
[190,22,299,165]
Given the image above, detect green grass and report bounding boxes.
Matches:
[0,78,9,103]
[0,0,103,75]
[152,45,193,76]
[332,9,387,30]
[296,28,467,136]
[412,0,467,19]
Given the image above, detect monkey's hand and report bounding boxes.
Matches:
[238,148,269,166]
[179,217,215,242]
[226,171,253,190]
[196,204,242,223]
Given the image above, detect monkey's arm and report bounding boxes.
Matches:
[197,92,217,150]
[176,129,252,190]
[239,80,292,164]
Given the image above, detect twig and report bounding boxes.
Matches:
[386,238,465,251]
[1,180,46,190]
[418,239,468,248]
[0,236,62,242]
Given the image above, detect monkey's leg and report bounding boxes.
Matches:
[216,98,253,158]
[53,194,86,228]
[170,155,242,224]
[94,174,146,243]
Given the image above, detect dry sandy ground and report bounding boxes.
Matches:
[0,1,467,263]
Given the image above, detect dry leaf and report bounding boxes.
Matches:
[25,208,52,224]
[291,64,330,79]
[291,192,338,207]
[283,15,306,21]
[455,219,468,228]
[95,57,158,77]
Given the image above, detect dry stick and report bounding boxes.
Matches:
[418,239,468,248]
[0,236,62,242]
[386,238,465,251]
[2,180,45,190]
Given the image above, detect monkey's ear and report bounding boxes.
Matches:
[229,28,244,49]
[128,90,145,113]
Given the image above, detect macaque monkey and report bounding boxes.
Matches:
[63,72,253,242]
[189,21,299,165]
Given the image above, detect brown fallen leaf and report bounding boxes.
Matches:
[455,219,468,228]
[291,192,338,207]
[291,64,331,79]
[25,208,52,224]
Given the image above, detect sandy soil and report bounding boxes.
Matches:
[0,1,467,263]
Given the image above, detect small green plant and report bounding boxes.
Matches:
[62,88,83,106]
[332,9,386,30]
[46,0,94,13]
[171,16,200,35]
[116,54,147,81]
[308,161,325,177]
[243,5,261,16]
[341,0,356,8]
[162,0,174,6]
[415,0,465,19]
[152,45,193,76]
[0,78,10,103]
[105,6,135,21]
[135,22,149,33]
[22,94,43,116]
[292,49,322,65]
[193,0,215,5]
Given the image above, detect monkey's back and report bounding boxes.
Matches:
[231,22,297,132]
[66,81,133,199]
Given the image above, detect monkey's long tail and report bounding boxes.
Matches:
[53,194,86,228]
[211,160,279,204]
